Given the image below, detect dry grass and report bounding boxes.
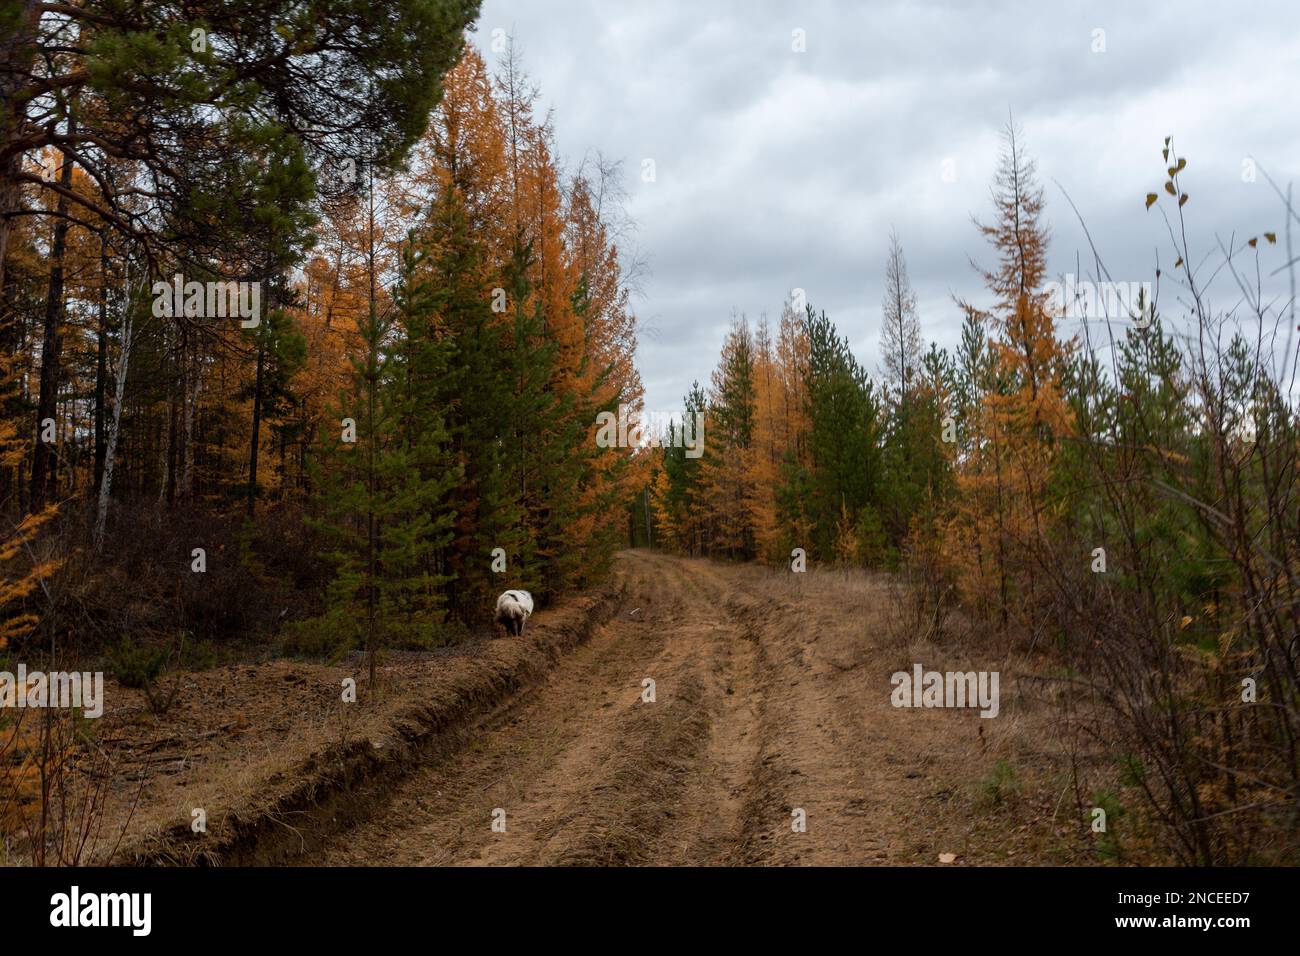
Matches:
[733,560,1101,865]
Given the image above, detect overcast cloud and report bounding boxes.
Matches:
[475,1,1300,413]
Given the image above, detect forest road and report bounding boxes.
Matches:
[311,549,1001,865]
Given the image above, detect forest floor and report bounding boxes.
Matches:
[9,550,1098,866]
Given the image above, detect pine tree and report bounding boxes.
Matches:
[301,230,461,669]
[427,166,525,619]
[656,382,708,556]
[803,305,881,562]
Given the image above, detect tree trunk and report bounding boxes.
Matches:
[247,342,264,516]
[95,283,135,550]
[0,0,42,295]
[366,165,378,690]
[181,347,202,502]
[94,234,109,490]
[30,111,76,513]
[164,389,178,506]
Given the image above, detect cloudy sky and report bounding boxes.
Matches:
[475,0,1300,414]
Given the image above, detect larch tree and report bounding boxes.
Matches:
[745,317,783,563]
[878,229,931,548]
[700,315,758,559]
[945,118,1075,626]
[880,228,924,400]
[0,324,56,646]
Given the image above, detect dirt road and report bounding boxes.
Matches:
[313,550,1068,866]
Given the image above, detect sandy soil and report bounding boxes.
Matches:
[5,550,1090,866]
[309,551,1086,866]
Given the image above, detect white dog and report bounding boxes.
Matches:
[495,589,534,636]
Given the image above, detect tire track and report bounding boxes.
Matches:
[310,551,1025,866]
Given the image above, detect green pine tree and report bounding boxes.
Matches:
[296,232,460,675]
[802,305,882,562]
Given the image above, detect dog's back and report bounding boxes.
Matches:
[495,590,534,635]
